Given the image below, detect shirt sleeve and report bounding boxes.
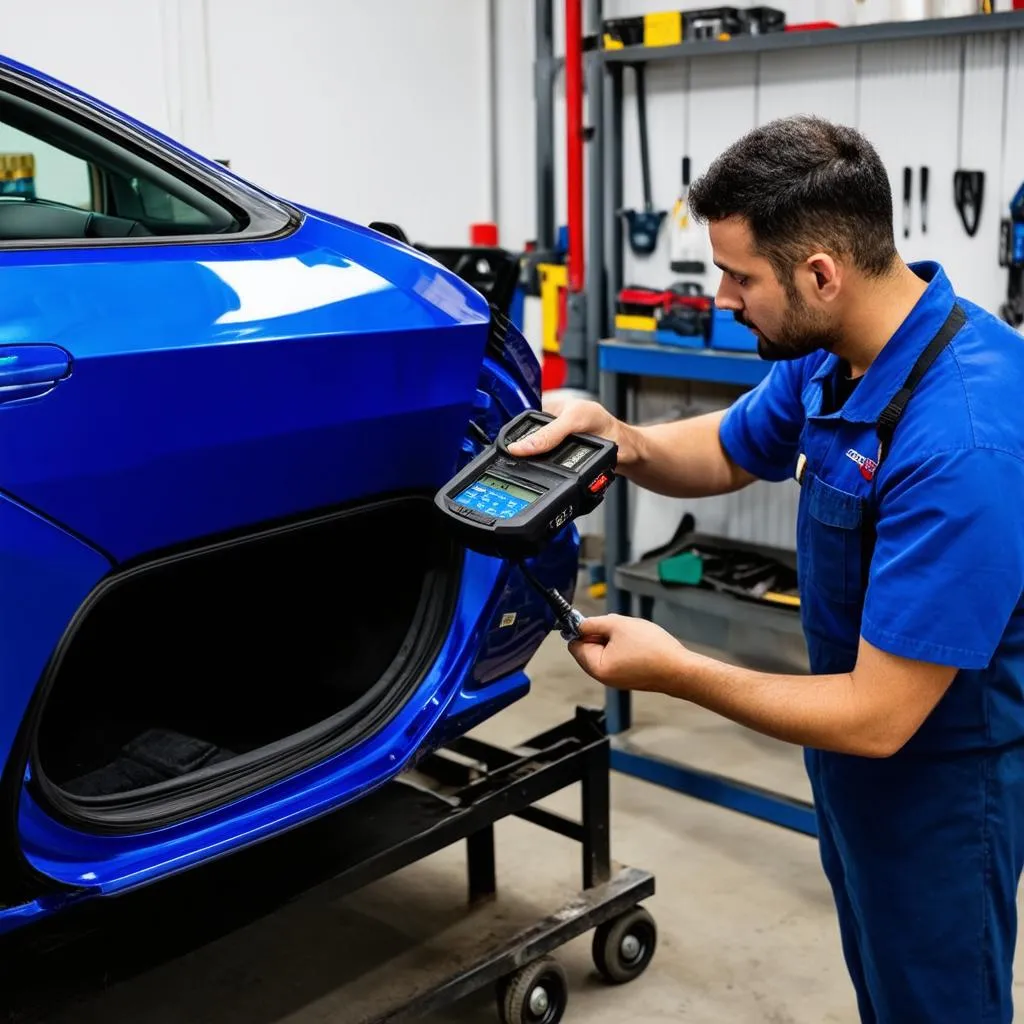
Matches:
[862,447,1024,669]
[718,358,807,482]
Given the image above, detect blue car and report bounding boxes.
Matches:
[0,54,578,936]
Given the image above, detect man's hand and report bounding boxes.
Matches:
[565,613,958,758]
[507,399,754,499]
[506,398,641,467]
[567,614,694,691]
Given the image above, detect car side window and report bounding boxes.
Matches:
[0,86,242,243]
[0,132,92,209]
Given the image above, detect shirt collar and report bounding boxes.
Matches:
[809,261,957,424]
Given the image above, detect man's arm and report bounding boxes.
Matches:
[508,361,807,498]
[507,400,753,498]
[570,616,956,758]
[622,409,756,497]
[572,445,1024,757]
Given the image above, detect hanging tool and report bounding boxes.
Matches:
[920,166,929,235]
[999,180,1024,328]
[621,63,667,257]
[953,170,985,237]
[669,156,707,274]
[902,167,912,239]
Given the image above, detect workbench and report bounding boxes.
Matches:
[597,337,818,838]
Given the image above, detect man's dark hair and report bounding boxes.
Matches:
[688,115,898,282]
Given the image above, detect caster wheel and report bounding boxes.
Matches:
[498,955,569,1024]
[592,905,657,984]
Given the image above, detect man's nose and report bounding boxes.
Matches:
[715,276,741,312]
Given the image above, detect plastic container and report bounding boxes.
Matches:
[470,222,499,247]
[743,6,786,33]
[614,313,658,344]
[708,309,758,352]
[0,154,35,198]
[683,7,744,40]
[602,16,644,47]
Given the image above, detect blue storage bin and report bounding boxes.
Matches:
[709,310,758,352]
[655,328,704,350]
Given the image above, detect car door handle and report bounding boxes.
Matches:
[0,344,71,403]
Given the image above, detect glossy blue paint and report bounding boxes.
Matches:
[432,670,532,751]
[0,344,71,406]
[0,492,112,790]
[0,53,581,934]
[469,530,580,689]
[0,213,495,560]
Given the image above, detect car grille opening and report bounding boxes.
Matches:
[30,493,461,832]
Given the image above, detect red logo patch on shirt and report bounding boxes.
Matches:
[845,448,878,481]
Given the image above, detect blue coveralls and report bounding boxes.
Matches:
[718,262,1024,1022]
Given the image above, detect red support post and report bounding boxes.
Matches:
[565,0,585,294]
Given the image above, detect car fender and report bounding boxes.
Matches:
[0,491,112,903]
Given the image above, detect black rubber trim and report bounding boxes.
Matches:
[25,491,462,836]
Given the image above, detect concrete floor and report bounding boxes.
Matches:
[8,621,1024,1022]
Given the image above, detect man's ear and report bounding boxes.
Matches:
[805,252,840,302]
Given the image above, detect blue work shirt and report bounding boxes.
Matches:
[719,261,1024,752]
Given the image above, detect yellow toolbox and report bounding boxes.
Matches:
[602,11,683,50]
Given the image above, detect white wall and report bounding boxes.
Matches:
[0,0,178,132]
[203,0,492,244]
[0,0,494,247]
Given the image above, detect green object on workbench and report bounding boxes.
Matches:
[658,550,703,586]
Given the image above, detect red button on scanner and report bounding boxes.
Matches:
[588,473,610,494]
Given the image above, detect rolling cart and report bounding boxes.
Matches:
[366,705,657,1022]
[3,706,656,1024]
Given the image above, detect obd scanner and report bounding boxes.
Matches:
[436,410,618,641]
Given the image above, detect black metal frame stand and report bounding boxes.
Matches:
[364,705,657,1022]
[4,707,656,1024]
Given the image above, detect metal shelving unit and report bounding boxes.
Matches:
[599,337,770,386]
[580,5,1024,838]
[582,8,1024,359]
[598,342,816,837]
[599,9,1024,64]
[614,548,804,640]
[537,10,1024,368]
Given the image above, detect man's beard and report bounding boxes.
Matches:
[737,290,843,362]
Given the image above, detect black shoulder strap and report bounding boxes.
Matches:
[860,302,967,592]
[875,303,966,467]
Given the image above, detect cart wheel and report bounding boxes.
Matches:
[499,955,569,1024]
[592,905,657,984]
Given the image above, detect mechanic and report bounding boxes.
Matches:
[508,115,1024,1024]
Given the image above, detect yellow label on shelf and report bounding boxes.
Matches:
[644,12,682,47]
[602,32,624,50]
[615,314,657,332]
